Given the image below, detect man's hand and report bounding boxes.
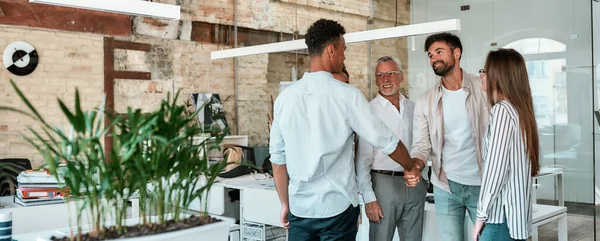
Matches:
[365,201,384,223]
[280,205,290,229]
[405,167,421,187]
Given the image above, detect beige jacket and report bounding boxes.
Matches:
[411,69,490,192]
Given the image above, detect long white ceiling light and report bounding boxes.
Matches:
[211,19,460,60]
[29,0,180,20]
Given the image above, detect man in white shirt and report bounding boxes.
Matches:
[357,56,426,241]
[411,33,489,241]
[269,19,421,241]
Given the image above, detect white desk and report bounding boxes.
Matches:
[0,196,139,236]
[213,178,568,241]
[534,167,564,206]
[531,205,568,241]
[531,167,565,241]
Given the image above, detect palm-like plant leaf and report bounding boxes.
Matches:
[1,79,229,239]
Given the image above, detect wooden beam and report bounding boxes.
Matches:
[235,27,280,47]
[103,37,115,159]
[191,22,216,44]
[190,21,299,47]
[0,0,131,36]
[113,40,151,52]
[103,37,153,160]
[114,71,151,80]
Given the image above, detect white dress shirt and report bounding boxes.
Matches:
[269,71,401,218]
[356,93,415,203]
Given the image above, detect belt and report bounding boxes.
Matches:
[371,170,404,176]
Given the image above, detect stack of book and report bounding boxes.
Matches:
[14,170,68,207]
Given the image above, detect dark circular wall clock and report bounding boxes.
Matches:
[3,41,39,76]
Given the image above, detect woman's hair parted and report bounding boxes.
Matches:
[484,48,540,176]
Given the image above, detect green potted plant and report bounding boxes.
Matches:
[0,79,234,241]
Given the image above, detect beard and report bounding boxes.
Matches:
[379,85,399,96]
[432,59,455,76]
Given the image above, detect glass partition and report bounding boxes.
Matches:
[408,0,597,240]
[593,0,600,236]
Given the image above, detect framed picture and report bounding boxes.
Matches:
[189,93,228,134]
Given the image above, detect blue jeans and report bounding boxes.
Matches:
[479,217,525,241]
[433,180,480,241]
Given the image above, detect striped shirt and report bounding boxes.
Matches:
[476,100,533,240]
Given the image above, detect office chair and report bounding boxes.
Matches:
[261,155,272,176]
[219,145,259,204]
[218,145,257,178]
[0,158,32,196]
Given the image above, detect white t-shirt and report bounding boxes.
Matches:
[441,86,480,186]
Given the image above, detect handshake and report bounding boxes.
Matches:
[405,158,425,188]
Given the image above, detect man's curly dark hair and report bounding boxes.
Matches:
[424,32,463,60]
[305,19,346,56]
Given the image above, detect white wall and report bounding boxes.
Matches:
[408,0,596,204]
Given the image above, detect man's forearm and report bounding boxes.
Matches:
[388,142,415,171]
[413,158,425,172]
[272,163,290,208]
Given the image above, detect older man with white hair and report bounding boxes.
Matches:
[356,56,427,241]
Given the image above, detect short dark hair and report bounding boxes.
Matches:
[305,19,346,56]
[342,64,349,79]
[424,32,463,59]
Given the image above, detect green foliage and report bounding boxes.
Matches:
[0,79,229,240]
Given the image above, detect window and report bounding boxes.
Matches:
[527,61,547,78]
[504,38,566,55]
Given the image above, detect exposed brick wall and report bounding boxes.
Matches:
[278,0,370,18]
[175,0,236,25]
[235,1,368,34]
[267,53,309,84]
[166,0,369,34]
[345,42,371,96]
[146,0,378,147]
[237,54,269,145]
[1,0,412,167]
[374,0,411,25]
[0,25,104,168]
[0,0,132,36]
[112,36,238,134]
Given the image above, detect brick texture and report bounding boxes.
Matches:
[1,0,411,168]
[0,25,104,168]
[374,0,411,25]
[112,36,238,133]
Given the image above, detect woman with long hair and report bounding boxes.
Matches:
[473,48,540,241]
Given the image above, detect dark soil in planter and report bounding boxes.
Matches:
[50,215,221,241]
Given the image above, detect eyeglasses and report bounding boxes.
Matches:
[479,69,486,74]
[376,70,402,78]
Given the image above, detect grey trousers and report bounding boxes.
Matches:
[368,172,427,241]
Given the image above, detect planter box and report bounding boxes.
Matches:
[37,215,235,241]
